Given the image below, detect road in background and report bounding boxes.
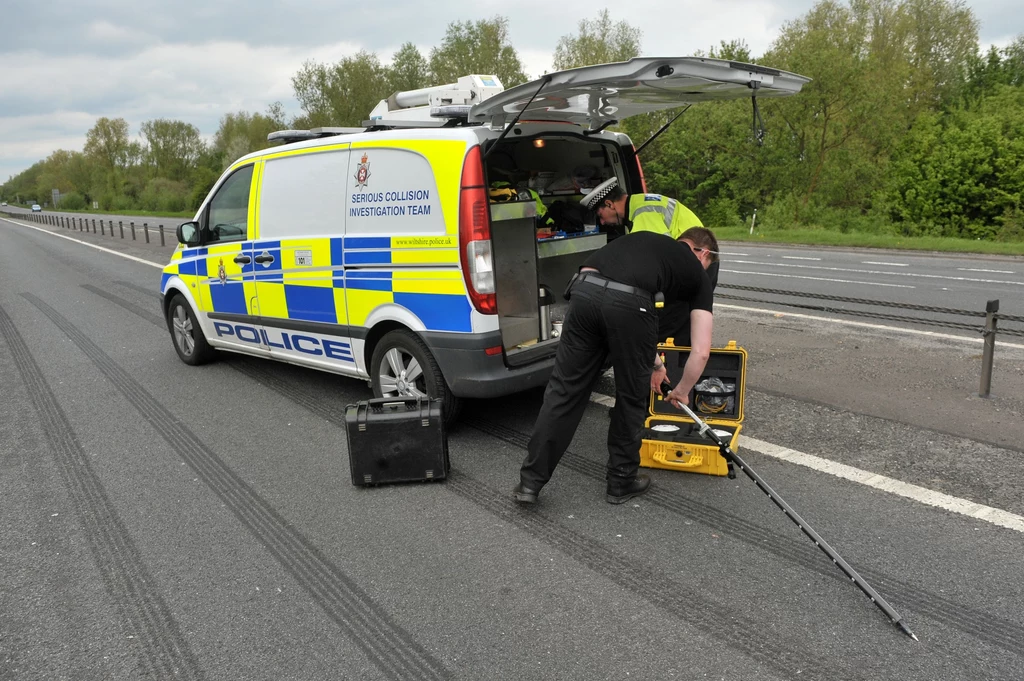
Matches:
[716,243,1024,335]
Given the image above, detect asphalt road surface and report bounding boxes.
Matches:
[2,214,1023,681]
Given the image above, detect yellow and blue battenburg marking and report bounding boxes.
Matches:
[162,234,473,334]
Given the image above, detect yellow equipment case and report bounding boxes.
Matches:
[640,340,747,477]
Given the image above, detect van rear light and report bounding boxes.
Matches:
[459,146,497,314]
[484,345,503,356]
[466,240,494,294]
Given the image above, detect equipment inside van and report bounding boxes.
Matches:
[162,58,809,424]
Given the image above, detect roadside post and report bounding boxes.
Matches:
[979,299,999,398]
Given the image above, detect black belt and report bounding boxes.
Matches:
[577,272,653,301]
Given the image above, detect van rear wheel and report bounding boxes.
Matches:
[370,329,462,426]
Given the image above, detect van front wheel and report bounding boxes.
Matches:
[167,294,215,365]
[370,329,462,425]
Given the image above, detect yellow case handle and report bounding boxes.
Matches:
[652,448,703,468]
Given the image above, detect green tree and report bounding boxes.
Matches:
[887,84,1024,238]
[965,34,1024,103]
[140,119,206,181]
[551,10,642,70]
[895,0,979,109]
[213,104,288,168]
[708,39,753,63]
[84,117,132,196]
[759,0,974,220]
[292,51,392,127]
[428,17,528,87]
[35,150,79,196]
[388,42,429,93]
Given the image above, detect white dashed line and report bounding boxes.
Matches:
[781,256,821,260]
[715,302,1024,349]
[730,259,1023,285]
[862,261,908,266]
[722,268,916,288]
[957,268,1015,274]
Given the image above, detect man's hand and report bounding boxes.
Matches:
[666,386,690,410]
[651,365,668,393]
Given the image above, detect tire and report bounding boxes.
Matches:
[167,294,216,366]
[370,329,462,426]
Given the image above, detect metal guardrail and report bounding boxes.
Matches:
[12,210,173,247]
[718,283,1023,398]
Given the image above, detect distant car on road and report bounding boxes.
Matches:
[31,204,42,212]
[1,201,7,206]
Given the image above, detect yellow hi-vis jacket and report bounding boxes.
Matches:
[626,194,702,239]
[526,188,555,226]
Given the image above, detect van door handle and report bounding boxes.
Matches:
[254,252,275,264]
[233,254,251,264]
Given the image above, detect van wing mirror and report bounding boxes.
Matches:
[176,221,201,246]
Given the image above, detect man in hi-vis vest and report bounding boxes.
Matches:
[588,176,703,241]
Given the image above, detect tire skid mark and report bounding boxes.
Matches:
[465,417,1024,656]
[0,302,205,681]
[229,361,854,681]
[83,284,165,327]
[26,293,449,681]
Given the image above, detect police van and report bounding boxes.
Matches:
[160,57,808,423]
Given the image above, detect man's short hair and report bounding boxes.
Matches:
[603,186,626,203]
[678,226,719,263]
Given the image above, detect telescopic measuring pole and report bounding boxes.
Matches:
[674,398,918,641]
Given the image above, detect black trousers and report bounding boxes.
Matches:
[521,280,657,489]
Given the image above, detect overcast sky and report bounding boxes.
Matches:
[1,1,1021,187]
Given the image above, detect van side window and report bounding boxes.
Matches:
[205,165,254,244]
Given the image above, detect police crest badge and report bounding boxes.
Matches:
[354,153,371,188]
[218,258,227,285]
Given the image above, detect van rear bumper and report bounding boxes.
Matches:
[422,331,555,399]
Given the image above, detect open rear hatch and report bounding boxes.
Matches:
[476,57,809,365]
[470,57,810,129]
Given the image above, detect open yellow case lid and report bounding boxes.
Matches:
[649,339,747,425]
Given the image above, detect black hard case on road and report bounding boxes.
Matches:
[344,397,450,486]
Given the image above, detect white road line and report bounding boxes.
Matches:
[716,302,1024,349]
[4,218,164,269]
[721,252,749,256]
[730,259,1024,285]
[957,267,1015,274]
[586,389,1024,533]
[862,261,908,266]
[723,268,916,288]
[741,436,1024,533]
[782,256,821,261]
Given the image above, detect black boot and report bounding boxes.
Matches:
[513,482,540,504]
[606,474,651,504]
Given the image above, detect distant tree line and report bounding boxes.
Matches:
[2,3,1022,241]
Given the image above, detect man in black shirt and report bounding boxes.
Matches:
[658,227,720,347]
[514,230,715,505]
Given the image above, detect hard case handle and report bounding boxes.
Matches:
[369,397,422,413]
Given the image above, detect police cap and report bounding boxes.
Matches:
[579,177,618,210]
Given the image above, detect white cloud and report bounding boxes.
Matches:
[85,19,154,44]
